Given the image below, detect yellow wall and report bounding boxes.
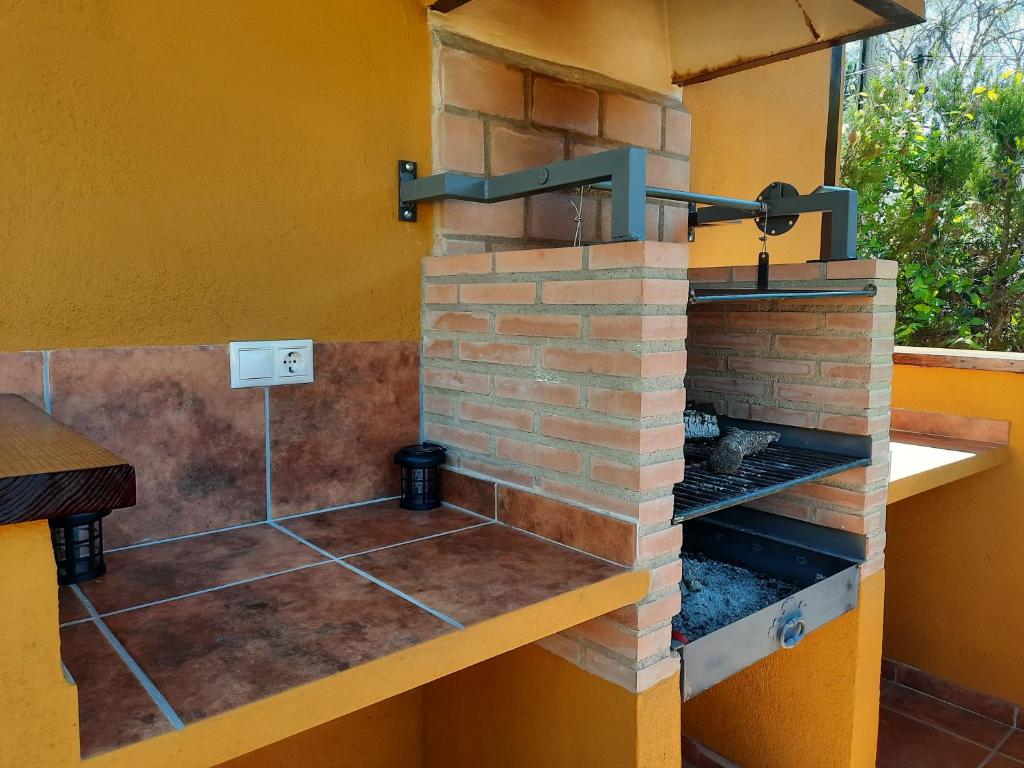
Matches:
[0,1,432,352]
[686,51,832,268]
[431,0,678,97]
[216,690,423,768]
[885,365,1024,706]
[681,571,885,768]
[422,644,681,768]
[0,522,79,768]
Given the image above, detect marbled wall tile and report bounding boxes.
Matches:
[50,346,266,546]
[269,342,419,517]
[0,351,45,408]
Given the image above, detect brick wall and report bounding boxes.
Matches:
[686,259,897,576]
[432,36,691,255]
[422,241,687,692]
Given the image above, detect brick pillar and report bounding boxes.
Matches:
[422,240,687,692]
[685,259,897,574]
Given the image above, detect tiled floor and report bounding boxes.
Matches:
[58,499,625,758]
[682,683,1024,767]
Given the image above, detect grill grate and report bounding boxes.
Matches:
[672,441,869,523]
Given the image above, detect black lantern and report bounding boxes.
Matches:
[50,510,110,585]
[395,443,447,511]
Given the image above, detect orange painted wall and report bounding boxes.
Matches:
[422,644,681,768]
[686,51,833,268]
[0,1,432,352]
[681,571,886,768]
[885,364,1024,706]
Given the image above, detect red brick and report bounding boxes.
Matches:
[640,351,686,378]
[425,310,489,333]
[496,247,583,273]
[423,339,454,359]
[730,312,819,331]
[570,620,670,663]
[688,332,770,351]
[440,48,524,119]
[642,279,689,305]
[532,77,599,134]
[637,525,683,562]
[588,388,685,418]
[609,590,681,630]
[423,367,491,395]
[460,341,534,366]
[541,415,678,453]
[687,267,731,283]
[496,437,582,474]
[819,413,890,436]
[496,313,581,338]
[588,241,687,270]
[534,633,582,664]
[424,284,458,304]
[664,108,691,155]
[728,402,816,429]
[795,483,887,513]
[442,238,487,256]
[543,348,641,377]
[689,375,768,397]
[437,111,485,174]
[649,558,683,593]
[775,382,870,408]
[490,124,564,176]
[647,153,689,190]
[424,421,490,453]
[498,486,636,565]
[592,457,685,492]
[423,393,454,417]
[826,312,897,334]
[662,204,690,243]
[825,259,898,279]
[602,93,661,149]
[442,199,525,238]
[494,376,580,407]
[526,192,599,242]
[589,315,687,341]
[598,201,661,244]
[774,335,874,357]
[820,362,892,383]
[459,282,536,305]
[687,353,725,372]
[542,279,642,305]
[424,253,491,277]
[459,400,533,431]
[728,357,814,377]
[733,263,824,282]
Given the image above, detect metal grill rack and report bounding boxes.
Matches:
[671,419,871,524]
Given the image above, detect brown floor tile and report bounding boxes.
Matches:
[1000,730,1024,762]
[60,621,173,757]
[81,525,323,614]
[442,468,496,517]
[881,657,897,681]
[269,341,419,517]
[882,683,1012,748]
[897,663,1018,726]
[59,586,89,623]
[280,500,483,557]
[104,563,452,724]
[348,524,625,627]
[875,708,990,768]
[989,753,1024,767]
[50,345,267,547]
[0,351,45,409]
[682,735,734,767]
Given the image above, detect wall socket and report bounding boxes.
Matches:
[229,340,314,388]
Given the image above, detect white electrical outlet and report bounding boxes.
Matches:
[230,340,314,388]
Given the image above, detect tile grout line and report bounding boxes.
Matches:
[978,728,1017,768]
[337,521,494,560]
[69,584,185,731]
[274,495,402,523]
[268,521,466,630]
[889,681,1020,729]
[880,702,1012,752]
[95,560,333,620]
[264,386,272,522]
[494,519,628,569]
[42,350,52,414]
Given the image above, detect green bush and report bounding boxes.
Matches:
[842,66,1024,350]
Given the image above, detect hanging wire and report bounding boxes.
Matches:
[569,185,590,247]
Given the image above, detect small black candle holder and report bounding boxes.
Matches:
[395,443,447,511]
[50,510,110,585]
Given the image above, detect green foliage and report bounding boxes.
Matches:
[842,65,1024,350]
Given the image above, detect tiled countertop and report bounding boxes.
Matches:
[888,431,1010,504]
[59,500,646,766]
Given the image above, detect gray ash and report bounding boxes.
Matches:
[673,554,801,641]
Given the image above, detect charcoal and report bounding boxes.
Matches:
[684,402,720,440]
[707,428,781,474]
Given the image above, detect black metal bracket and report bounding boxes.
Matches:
[398,160,417,222]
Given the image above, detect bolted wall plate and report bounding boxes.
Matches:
[398,160,417,222]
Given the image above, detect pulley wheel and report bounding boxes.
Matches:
[755,181,800,237]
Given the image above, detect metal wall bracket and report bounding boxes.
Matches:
[398,160,417,222]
